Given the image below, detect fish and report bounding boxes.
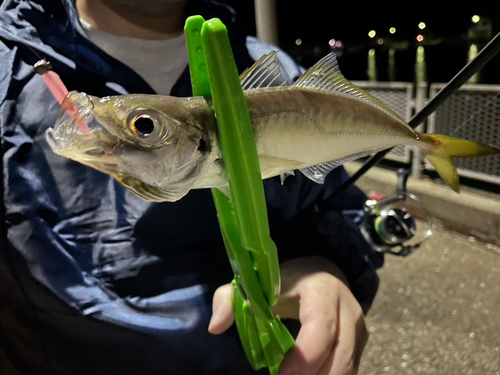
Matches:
[45,52,500,202]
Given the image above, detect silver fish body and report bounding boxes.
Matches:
[46,53,499,202]
[245,87,420,178]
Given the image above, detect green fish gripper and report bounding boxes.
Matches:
[184,16,295,374]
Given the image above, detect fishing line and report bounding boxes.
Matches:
[447,91,500,137]
[18,41,44,61]
[0,26,46,61]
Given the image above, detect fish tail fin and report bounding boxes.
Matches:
[420,134,500,193]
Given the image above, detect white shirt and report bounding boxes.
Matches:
[80,18,188,95]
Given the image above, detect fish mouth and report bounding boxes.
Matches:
[45,91,120,161]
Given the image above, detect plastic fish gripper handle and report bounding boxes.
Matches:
[184,16,294,374]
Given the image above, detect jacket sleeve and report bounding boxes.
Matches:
[246,37,383,312]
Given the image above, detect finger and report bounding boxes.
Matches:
[278,290,339,375]
[317,303,367,375]
[208,283,235,335]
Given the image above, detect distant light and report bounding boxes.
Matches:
[295,38,302,46]
[329,39,336,47]
[378,38,384,45]
[368,30,376,38]
[472,15,481,23]
[369,49,376,56]
[418,22,426,30]
[335,40,343,48]
[389,27,396,34]
[416,34,424,42]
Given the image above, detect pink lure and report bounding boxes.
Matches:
[43,70,90,135]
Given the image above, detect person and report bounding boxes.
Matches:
[0,0,383,374]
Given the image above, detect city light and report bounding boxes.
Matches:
[416,34,424,42]
[389,27,396,34]
[378,38,384,45]
[295,38,302,46]
[368,30,376,38]
[472,15,481,23]
[418,22,426,30]
[329,39,343,51]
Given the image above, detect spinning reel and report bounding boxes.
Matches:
[359,168,433,256]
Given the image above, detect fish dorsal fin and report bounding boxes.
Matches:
[294,53,404,122]
[240,51,287,90]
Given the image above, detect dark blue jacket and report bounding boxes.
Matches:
[0,1,383,374]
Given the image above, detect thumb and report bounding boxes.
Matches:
[208,283,235,335]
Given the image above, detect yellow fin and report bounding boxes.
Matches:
[424,134,500,157]
[421,134,500,193]
[426,155,459,192]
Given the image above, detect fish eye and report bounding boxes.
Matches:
[133,115,155,137]
[128,110,167,142]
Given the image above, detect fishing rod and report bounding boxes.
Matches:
[317,30,500,215]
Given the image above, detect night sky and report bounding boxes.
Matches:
[224,1,500,84]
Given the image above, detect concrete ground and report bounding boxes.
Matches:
[353,162,500,374]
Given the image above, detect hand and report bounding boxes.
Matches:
[208,256,369,375]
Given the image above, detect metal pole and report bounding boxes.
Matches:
[411,82,427,180]
[254,0,279,46]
